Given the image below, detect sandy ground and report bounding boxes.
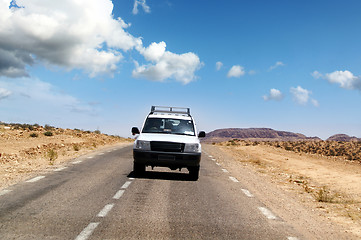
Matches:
[0,127,133,190]
[203,143,361,238]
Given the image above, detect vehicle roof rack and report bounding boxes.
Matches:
[150,106,191,116]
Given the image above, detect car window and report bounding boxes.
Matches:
[142,118,195,136]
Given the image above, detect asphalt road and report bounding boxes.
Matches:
[0,145,303,239]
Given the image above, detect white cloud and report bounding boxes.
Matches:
[132,41,202,84]
[0,87,11,100]
[216,61,223,71]
[227,65,245,78]
[311,99,319,107]
[290,86,310,105]
[141,41,166,62]
[0,0,142,78]
[132,0,150,15]
[312,70,361,91]
[311,71,322,79]
[263,88,283,101]
[0,77,96,114]
[269,61,284,71]
[290,86,318,107]
[325,70,361,90]
[0,1,202,84]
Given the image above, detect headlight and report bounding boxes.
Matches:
[184,143,201,153]
[135,140,151,150]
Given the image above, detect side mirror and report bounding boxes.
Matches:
[131,127,140,135]
[198,131,206,138]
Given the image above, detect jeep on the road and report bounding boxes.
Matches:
[131,106,205,180]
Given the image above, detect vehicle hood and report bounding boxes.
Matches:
[137,133,200,144]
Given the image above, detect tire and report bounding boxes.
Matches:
[133,162,145,175]
[189,166,200,181]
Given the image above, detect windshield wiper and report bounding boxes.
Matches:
[172,133,194,136]
[143,131,194,136]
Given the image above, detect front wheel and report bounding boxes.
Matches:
[188,166,200,181]
[133,162,145,176]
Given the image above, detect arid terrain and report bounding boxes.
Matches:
[2,123,361,238]
[0,123,133,190]
[204,139,361,238]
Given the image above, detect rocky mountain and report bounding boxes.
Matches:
[202,128,321,142]
[326,134,361,142]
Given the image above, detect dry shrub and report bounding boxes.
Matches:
[73,144,80,151]
[314,186,333,202]
[47,149,58,165]
[29,133,38,138]
[251,158,263,166]
[44,131,53,136]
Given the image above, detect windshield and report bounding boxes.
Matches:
[142,118,195,136]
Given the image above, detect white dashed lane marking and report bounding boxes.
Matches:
[113,190,125,199]
[287,237,300,240]
[72,160,82,164]
[211,158,216,161]
[75,222,100,240]
[258,207,277,220]
[121,181,132,189]
[97,204,114,218]
[215,162,221,166]
[54,167,67,172]
[221,168,229,173]
[26,176,45,183]
[229,176,239,183]
[87,156,93,159]
[241,189,254,197]
[75,177,134,239]
[0,190,12,196]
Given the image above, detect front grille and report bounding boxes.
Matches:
[150,141,185,152]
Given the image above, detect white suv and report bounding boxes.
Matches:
[132,106,205,180]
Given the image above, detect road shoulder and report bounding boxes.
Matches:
[202,144,359,239]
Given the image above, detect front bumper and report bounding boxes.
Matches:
[133,149,201,168]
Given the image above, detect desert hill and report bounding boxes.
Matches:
[326,134,361,142]
[203,128,321,142]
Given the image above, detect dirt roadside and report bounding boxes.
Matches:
[0,126,133,190]
[203,143,361,239]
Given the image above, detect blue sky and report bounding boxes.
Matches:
[0,0,361,139]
